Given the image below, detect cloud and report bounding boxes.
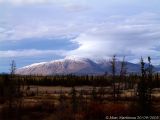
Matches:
[0,18,96,41]
[68,13,160,64]
[1,11,160,64]
[0,0,56,5]
[0,0,45,5]
[0,49,67,58]
[2,12,160,64]
[0,23,77,41]
[63,3,89,12]
[0,0,87,6]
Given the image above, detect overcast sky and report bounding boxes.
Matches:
[1,0,160,72]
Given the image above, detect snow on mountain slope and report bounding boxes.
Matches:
[16,57,103,75]
[16,57,142,75]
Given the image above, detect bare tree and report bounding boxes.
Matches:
[120,56,127,77]
[9,60,16,109]
[8,60,23,118]
[10,60,16,75]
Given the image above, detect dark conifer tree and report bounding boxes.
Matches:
[70,86,78,114]
[137,57,152,115]
[119,56,127,98]
[110,55,116,102]
[91,86,97,101]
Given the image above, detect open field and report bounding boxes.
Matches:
[0,74,160,119]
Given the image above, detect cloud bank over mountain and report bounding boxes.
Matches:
[68,13,160,64]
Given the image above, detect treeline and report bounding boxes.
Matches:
[0,74,125,86]
[1,73,160,87]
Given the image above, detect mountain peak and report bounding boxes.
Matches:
[64,56,91,62]
[16,56,160,76]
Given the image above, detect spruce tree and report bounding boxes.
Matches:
[110,55,116,102]
[70,87,77,113]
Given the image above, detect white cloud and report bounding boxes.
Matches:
[0,23,75,41]
[1,8,160,64]
[0,0,44,5]
[63,3,89,12]
[68,13,160,64]
[0,0,55,5]
[0,0,86,6]
[0,49,67,58]
[0,19,95,41]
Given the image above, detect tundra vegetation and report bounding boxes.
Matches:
[0,56,160,120]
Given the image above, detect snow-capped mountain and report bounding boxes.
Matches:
[16,56,158,75]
